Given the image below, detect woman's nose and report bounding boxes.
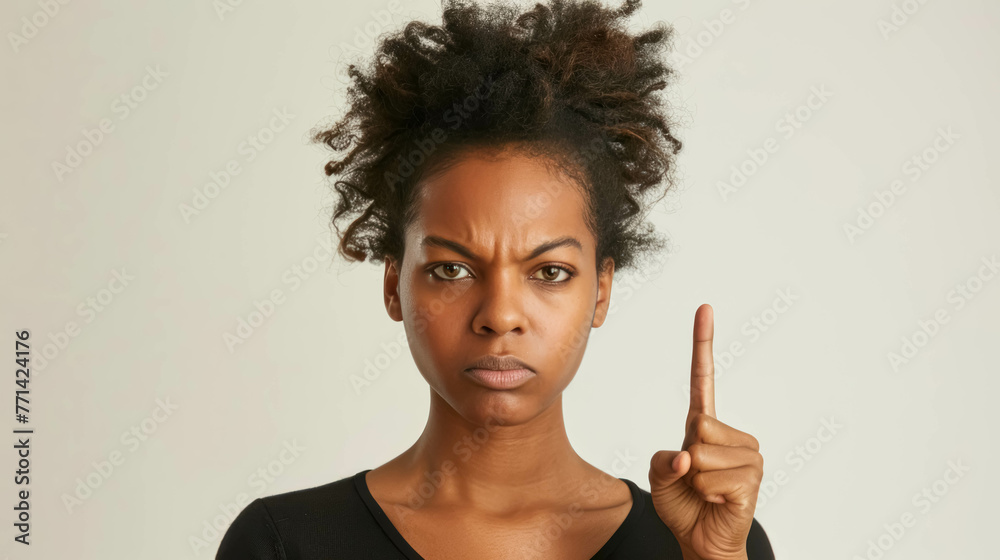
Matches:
[471,270,527,336]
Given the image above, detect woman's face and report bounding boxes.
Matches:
[383,147,614,426]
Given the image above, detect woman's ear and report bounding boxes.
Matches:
[592,257,615,328]
[384,256,404,322]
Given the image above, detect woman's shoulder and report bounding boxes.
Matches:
[215,469,394,560]
[606,479,775,560]
[255,470,362,521]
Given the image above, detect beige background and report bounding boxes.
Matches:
[2,0,998,558]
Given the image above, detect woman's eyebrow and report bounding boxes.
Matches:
[420,235,583,261]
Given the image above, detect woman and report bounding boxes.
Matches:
[218,0,774,558]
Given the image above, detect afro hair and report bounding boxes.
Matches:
[312,0,683,275]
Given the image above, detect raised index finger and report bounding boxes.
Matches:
[689,303,716,419]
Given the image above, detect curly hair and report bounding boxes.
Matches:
[312,0,683,275]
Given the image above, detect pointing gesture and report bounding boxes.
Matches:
[648,304,764,560]
[689,303,716,419]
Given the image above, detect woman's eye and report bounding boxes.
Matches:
[431,263,471,280]
[532,266,572,283]
[430,264,572,283]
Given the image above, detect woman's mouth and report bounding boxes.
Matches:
[463,368,535,390]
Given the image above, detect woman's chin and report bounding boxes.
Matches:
[449,391,539,427]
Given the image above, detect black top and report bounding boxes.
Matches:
[216,469,775,559]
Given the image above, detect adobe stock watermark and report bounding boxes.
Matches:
[667,0,753,71]
[680,287,799,402]
[525,448,638,558]
[383,74,496,191]
[324,1,405,88]
[878,0,934,41]
[179,106,296,223]
[388,416,507,523]
[33,267,136,374]
[887,253,998,372]
[508,126,628,232]
[352,278,472,394]
[212,0,252,22]
[554,249,673,364]
[852,458,970,560]
[717,85,834,202]
[7,0,73,54]
[223,234,334,353]
[51,65,168,183]
[189,439,305,555]
[350,330,408,395]
[577,248,676,349]
[61,397,179,514]
[756,416,843,511]
[604,251,672,317]
[842,126,959,244]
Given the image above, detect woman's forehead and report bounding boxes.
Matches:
[400,154,594,260]
[416,151,585,217]
[415,233,586,264]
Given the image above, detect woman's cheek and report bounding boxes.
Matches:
[553,313,594,364]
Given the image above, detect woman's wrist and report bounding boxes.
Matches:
[679,542,703,560]
[679,543,749,560]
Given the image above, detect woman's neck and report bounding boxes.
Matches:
[384,389,598,514]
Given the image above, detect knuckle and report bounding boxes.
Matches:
[689,412,711,434]
[690,472,709,495]
[687,443,706,466]
[651,450,669,471]
[752,455,764,480]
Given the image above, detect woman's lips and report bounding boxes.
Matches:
[464,368,535,390]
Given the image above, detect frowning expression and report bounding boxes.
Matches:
[383,146,615,425]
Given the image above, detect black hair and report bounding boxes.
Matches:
[312,0,683,274]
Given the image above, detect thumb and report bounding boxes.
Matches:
[649,449,690,489]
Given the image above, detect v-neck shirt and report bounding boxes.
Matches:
[354,469,644,559]
[216,469,775,559]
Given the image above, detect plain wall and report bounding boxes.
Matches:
[2,0,997,558]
